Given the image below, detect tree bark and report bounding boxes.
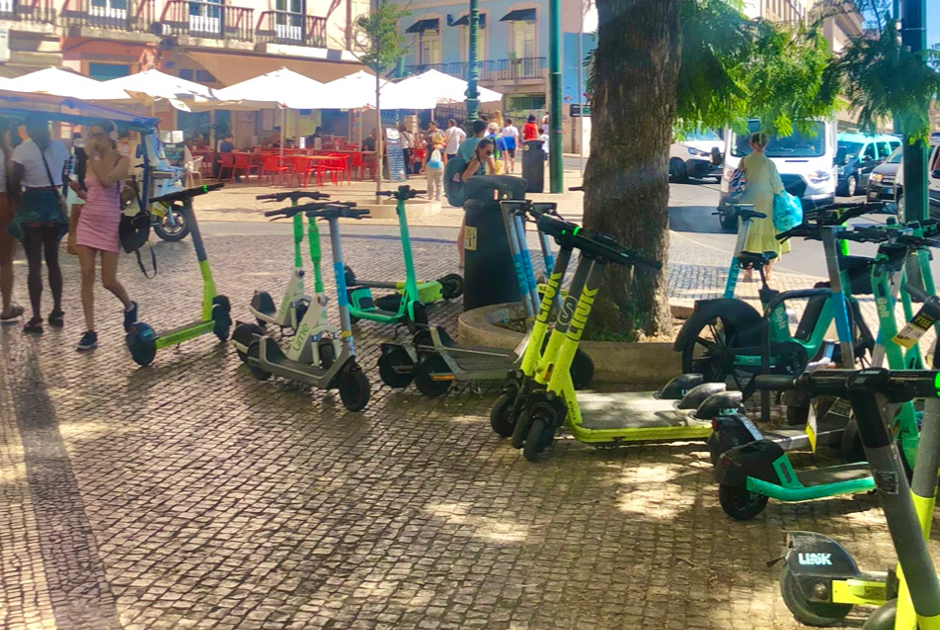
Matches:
[582,0,681,340]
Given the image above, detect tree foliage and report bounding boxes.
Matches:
[834,17,940,140]
[353,0,412,74]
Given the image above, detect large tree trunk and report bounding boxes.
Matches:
[582,0,681,340]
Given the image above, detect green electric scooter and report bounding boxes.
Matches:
[345,185,463,329]
[126,183,231,367]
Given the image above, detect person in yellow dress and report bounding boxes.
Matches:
[740,132,790,282]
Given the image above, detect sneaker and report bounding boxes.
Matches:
[77,331,98,351]
[123,301,138,332]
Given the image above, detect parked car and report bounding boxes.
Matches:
[895,134,940,222]
[866,144,903,203]
[717,118,837,230]
[835,132,901,196]
[668,128,723,183]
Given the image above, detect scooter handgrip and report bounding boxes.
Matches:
[376,191,394,196]
[256,193,279,200]
[150,182,224,204]
[410,189,427,195]
[903,283,933,303]
[345,208,370,219]
[569,186,584,191]
[264,207,298,218]
[753,374,797,391]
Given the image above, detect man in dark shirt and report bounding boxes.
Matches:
[361,129,378,152]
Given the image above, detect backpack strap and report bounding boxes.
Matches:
[136,243,157,279]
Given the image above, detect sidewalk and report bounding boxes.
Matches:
[0,207,935,630]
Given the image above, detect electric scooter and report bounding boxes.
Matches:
[345,185,463,327]
[232,199,356,374]
[756,367,939,630]
[238,203,372,412]
[711,233,937,520]
[248,190,331,331]
[126,183,232,367]
[388,200,594,396]
[675,202,880,405]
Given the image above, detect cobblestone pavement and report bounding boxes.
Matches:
[0,217,937,630]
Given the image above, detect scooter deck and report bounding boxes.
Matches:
[256,341,333,387]
[796,462,873,487]
[576,391,707,432]
[448,346,517,371]
[761,419,845,450]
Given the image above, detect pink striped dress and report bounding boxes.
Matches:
[76,166,122,253]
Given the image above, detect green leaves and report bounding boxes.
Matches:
[353,0,412,74]
[835,17,940,141]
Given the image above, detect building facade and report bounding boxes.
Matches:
[393,0,596,122]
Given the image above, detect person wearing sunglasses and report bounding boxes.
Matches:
[461,138,497,183]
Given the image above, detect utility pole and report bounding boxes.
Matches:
[465,0,480,123]
[548,0,562,192]
[576,0,584,176]
[900,0,927,221]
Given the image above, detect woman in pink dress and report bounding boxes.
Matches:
[71,120,137,351]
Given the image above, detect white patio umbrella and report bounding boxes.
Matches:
[318,70,393,110]
[104,69,218,110]
[215,67,326,159]
[6,67,129,101]
[386,69,503,107]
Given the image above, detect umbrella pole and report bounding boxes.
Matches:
[280,107,284,163]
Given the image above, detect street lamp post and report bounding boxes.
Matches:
[900,0,927,222]
[548,0,563,192]
[465,0,480,123]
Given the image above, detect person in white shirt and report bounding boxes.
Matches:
[398,123,415,175]
[501,118,520,174]
[443,119,466,161]
[0,120,21,322]
[9,113,70,334]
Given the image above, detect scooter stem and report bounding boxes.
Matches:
[326,216,355,356]
[307,213,325,295]
[396,197,421,302]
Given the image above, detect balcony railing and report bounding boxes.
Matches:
[256,10,325,48]
[61,0,153,31]
[159,0,253,42]
[0,0,56,24]
[405,57,547,82]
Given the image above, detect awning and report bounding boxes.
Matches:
[500,8,536,22]
[406,18,440,34]
[184,50,366,87]
[448,14,487,28]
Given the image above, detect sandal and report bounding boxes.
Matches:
[23,317,43,334]
[47,310,64,328]
[0,304,23,322]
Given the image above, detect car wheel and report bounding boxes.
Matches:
[845,175,857,197]
[669,158,689,184]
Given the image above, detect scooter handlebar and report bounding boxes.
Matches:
[378,185,425,200]
[256,191,330,203]
[265,201,356,218]
[753,374,798,392]
[306,203,369,220]
[150,182,224,204]
[835,226,891,243]
[761,368,940,401]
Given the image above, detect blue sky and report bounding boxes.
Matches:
[928,1,939,48]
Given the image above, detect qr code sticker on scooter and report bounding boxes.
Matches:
[874,469,900,495]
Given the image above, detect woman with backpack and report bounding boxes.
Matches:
[69,120,137,351]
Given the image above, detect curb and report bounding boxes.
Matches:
[457,302,687,386]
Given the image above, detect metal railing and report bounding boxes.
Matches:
[159,0,254,41]
[0,0,56,23]
[255,10,325,47]
[60,0,153,30]
[405,57,547,82]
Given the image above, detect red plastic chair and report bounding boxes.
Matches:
[291,156,321,187]
[261,154,290,186]
[216,152,235,180]
[328,154,352,185]
[233,153,260,182]
[349,152,369,180]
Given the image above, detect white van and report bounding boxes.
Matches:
[895,133,940,222]
[717,118,837,229]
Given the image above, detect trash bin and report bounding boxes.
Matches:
[521,140,545,193]
[463,175,529,311]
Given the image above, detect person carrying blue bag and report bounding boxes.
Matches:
[739,132,791,282]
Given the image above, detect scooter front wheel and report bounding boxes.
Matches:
[570,348,595,390]
[126,322,158,367]
[718,485,768,521]
[779,564,853,627]
[490,391,516,437]
[232,322,264,363]
[339,367,371,411]
[438,273,464,300]
[212,295,232,341]
[247,342,272,381]
[523,413,555,463]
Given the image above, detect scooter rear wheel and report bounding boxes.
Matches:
[378,348,415,388]
[212,295,232,341]
[318,339,336,370]
[779,564,853,627]
[339,367,371,411]
[718,485,768,521]
[523,414,554,463]
[413,354,452,397]
[571,348,595,390]
[247,342,272,381]
[438,273,464,300]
